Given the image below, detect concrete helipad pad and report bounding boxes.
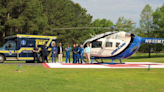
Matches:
[43,62,164,68]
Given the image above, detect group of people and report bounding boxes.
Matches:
[33,43,91,64]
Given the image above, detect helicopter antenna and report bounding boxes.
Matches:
[110,26,115,32]
[89,33,94,37]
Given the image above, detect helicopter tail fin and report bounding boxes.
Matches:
[141,37,164,44]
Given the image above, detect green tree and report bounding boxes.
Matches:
[0,0,93,48]
[140,4,154,57]
[41,0,93,48]
[92,19,113,34]
[0,0,48,43]
[153,4,164,30]
[115,17,135,32]
[152,4,164,54]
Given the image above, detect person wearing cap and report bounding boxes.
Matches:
[41,43,49,63]
[65,44,71,63]
[79,44,84,63]
[58,43,63,63]
[52,43,57,63]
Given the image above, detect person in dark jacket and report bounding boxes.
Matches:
[33,44,39,63]
[41,43,49,63]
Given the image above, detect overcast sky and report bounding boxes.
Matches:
[72,0,163,27]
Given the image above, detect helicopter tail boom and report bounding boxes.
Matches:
[141,37,164,44]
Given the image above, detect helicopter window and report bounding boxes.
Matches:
[106,42,112,47]
[92,41,102,48]
[116,42,120,47]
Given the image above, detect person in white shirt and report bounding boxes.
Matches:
[58,43,63,63]
[84,43,91,64]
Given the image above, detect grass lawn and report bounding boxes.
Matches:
[0,53,164,92]
[0,65,164,92]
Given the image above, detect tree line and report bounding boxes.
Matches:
[0,0,93,47]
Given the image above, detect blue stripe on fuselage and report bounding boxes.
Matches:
[111,36,141,59]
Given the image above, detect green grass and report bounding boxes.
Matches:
[1,53,164,92]
[0,65,164,92]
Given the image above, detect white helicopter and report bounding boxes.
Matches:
[54,23,164,64]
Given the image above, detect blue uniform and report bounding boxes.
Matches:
[76,47,80,63]
[79,47,84,63]
[52,46,57,63]
[73,47,76,63]
[73,46,80,63]
[65,47,71,63]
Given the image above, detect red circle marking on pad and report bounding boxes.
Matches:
[43,63,50,68]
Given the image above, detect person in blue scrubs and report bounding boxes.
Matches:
[52,43,57,63]
[79,44,84,63]
[65,44,71,63]
[76,44,80,63]
[72,44,76,63]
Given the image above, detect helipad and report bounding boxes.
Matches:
[43,62,164,68]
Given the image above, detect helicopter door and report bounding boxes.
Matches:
[102,39,123,57]
[90,41,103,56]
[102,41,115,57]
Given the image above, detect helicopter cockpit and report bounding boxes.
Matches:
[83,31,132,57]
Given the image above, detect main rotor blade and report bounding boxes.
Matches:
[52,23,136,30]
[53,27,111,30]
[114,23,136,29]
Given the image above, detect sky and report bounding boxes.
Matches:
[72,0,163,27]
